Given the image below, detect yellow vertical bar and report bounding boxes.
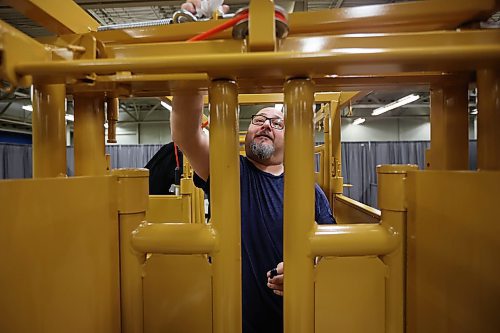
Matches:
[322,112,331,200]
[208,80,242,333]
[74,94,107,176]
[32,83,66,178]
[107,97,119,144]
[428,83,469,170]
[283,78,315,333]
[330,99,343,200]
[112,168,149,333]
[377,164,417,333]
[248,0,276,52]
[477,69,500,170]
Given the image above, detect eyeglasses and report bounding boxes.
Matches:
[251,115,285,130]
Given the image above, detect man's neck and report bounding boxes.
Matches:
[247,157,284,176]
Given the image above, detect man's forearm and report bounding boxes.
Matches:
[171,92,210,180]
[171,93,204,145]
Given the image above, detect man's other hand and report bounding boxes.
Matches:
[267,262,284,296]
[181,0,230,15]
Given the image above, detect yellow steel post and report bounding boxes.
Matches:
[208,80,242,333]
[283,78,315,333]
[322,111,331,201]
[427,83,469,170]
[32,83,67,178]
[248,0,276,52]
[74,94,107,176]
[330,98,343,198]
[112,168,149,333]
[107,97,119,144]
[477,69,500,170]
[377,164,417,333]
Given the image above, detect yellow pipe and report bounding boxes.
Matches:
[208,80,241,333]
[107,97,119,143]
[377,164,417,333]
[132,223,216,254]
[32,83,66,178]
[283,78,315,333]
[322,112,331,199]
[428,82,469,170]
[74,94,107,176]
[330,98,343,195]
[310,224,399,257]
[16,39,500,78]
[113,168,149,333]
[477,69,500,170]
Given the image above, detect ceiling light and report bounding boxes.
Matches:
[353,118,366,125]
[161,101,172,112]
[372,94,420,116]
[274,104,283,112]
[22,105,33,112]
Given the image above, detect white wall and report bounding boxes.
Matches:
[104,116,478,145]
[341,117,431,142]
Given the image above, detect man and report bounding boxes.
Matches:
[171,92,335,333]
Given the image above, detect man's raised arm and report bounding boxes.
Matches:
[171,93,210,181]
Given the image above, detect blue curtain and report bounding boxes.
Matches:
[0,141,479,208]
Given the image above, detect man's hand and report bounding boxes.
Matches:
[267,262,284,296]
[181,0,230,16]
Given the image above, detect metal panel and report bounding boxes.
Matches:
[406,170,500,332]
[0,175,120,333]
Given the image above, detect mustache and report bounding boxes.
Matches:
[255,131,273,140]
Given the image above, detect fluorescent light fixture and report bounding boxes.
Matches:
[65,114,74,122]
[22,105,33,112]
[274,104,283,111]
[353,118,366,125]
[161,101,172,112]
[372,94,420,116]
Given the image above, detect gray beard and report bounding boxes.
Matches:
[250,141,275,161]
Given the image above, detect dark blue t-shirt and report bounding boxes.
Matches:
[194,156,335,333]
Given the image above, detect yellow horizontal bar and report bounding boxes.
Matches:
[89,0,496,45]
[17,30,500,79]
[335,194,381,219]
[132,222,216,254]
[310,224,399,256]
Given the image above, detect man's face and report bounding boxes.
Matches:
[245,107,285,165]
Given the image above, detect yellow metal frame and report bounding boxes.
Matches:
[1,1,499,333]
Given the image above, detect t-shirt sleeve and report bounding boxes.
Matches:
[193,172,210,195]
[314,184,336,224]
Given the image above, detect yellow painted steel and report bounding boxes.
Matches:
[283,78,315,333]
[208,80,242,333]
[333,194,381,224]
[427,82,469,170]
[315,257,386,333]
[248,0,276,52]
[330,97,343,196]
[107,97,119,143]
[406,170,500,332]
[74,94,107,176]
[113,168,149,333]
[16,29,500,81]
[146,195,192,223]
[0,20,49,86]
[477,69,500,170]
[4,0,99,35]
[132,223,216,254]
[377,164,417,333]
[311,223,399,256]
[143,255,212,333]
[32,83,67,178]
[0,176,121,333]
